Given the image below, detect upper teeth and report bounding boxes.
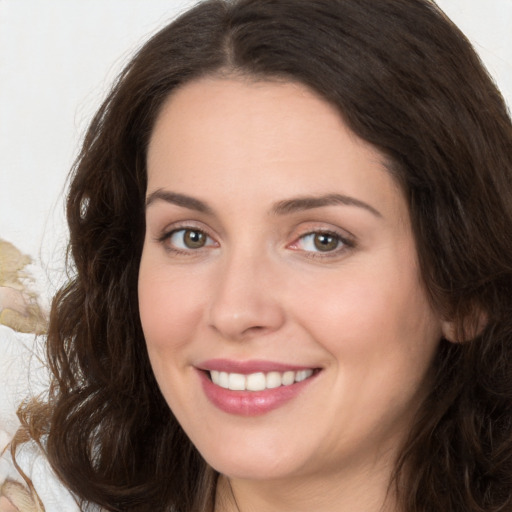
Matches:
[209,369,314,391]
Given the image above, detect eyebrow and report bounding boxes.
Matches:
[145,189,214,214]
[145,189,382,218]
[271,193,382,217]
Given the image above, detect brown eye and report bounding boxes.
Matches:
[313,233,340,252]
[167,228,214,251]
[293,231,346,254]
[183,229,206,249]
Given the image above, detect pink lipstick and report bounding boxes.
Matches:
[197,359,319,416]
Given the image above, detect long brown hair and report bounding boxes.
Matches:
[18,1,512,510]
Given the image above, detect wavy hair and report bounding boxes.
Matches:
[18,1,512,510]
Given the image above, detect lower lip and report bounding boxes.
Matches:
[198,370,318,416]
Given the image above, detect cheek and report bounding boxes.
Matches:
[291,255,441,366]
[138,260,206,357]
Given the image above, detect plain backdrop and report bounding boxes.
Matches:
[1,0,511,299]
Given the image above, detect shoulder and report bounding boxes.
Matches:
[1,440,84,512]
[0,325,47,447]
[0,326,99,512]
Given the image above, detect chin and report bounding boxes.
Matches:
[199,441,311,482]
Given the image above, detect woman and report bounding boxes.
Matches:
[4,0,512,510]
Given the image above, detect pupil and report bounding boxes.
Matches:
[314,233,337,251]
[184,230,205,248]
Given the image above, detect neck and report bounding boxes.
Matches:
[214,460,399,512]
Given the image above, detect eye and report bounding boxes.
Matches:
[166,228,216,251]
[291,231,351,254]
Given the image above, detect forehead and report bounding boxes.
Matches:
[149,78,340,158]
[146,77,407,224]
[148,77,380,173]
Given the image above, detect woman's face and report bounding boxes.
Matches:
[139,77,446,483]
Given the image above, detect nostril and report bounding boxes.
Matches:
[208,290,286,341]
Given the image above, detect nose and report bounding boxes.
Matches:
[207,251,286,341]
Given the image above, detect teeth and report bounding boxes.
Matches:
[282,371,295,386]
[246,372,266,391]
[295,370,310,382]
[228,373,246,390]
[219,371,229,389]
[266,371,282,389]
[209,369,314,391]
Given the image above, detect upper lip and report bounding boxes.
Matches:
[197,359,318,374]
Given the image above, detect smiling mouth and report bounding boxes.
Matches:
[207,369,317,391]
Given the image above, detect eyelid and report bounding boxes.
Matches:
[153,220,355,258]
[156,221,219,253]
[287,226,356,257]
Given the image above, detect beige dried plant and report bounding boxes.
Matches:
[0,240,47,335]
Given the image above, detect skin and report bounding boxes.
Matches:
[138,77,450,512]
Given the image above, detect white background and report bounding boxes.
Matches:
[1,0,511,297]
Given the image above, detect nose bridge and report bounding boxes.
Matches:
[208,242,285,340]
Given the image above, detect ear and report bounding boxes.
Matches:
[441,310,487,343]
[441,320,458,343]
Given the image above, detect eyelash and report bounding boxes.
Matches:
[289,230,354,259]
[157,225,355,258]
[157,225,217,256]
